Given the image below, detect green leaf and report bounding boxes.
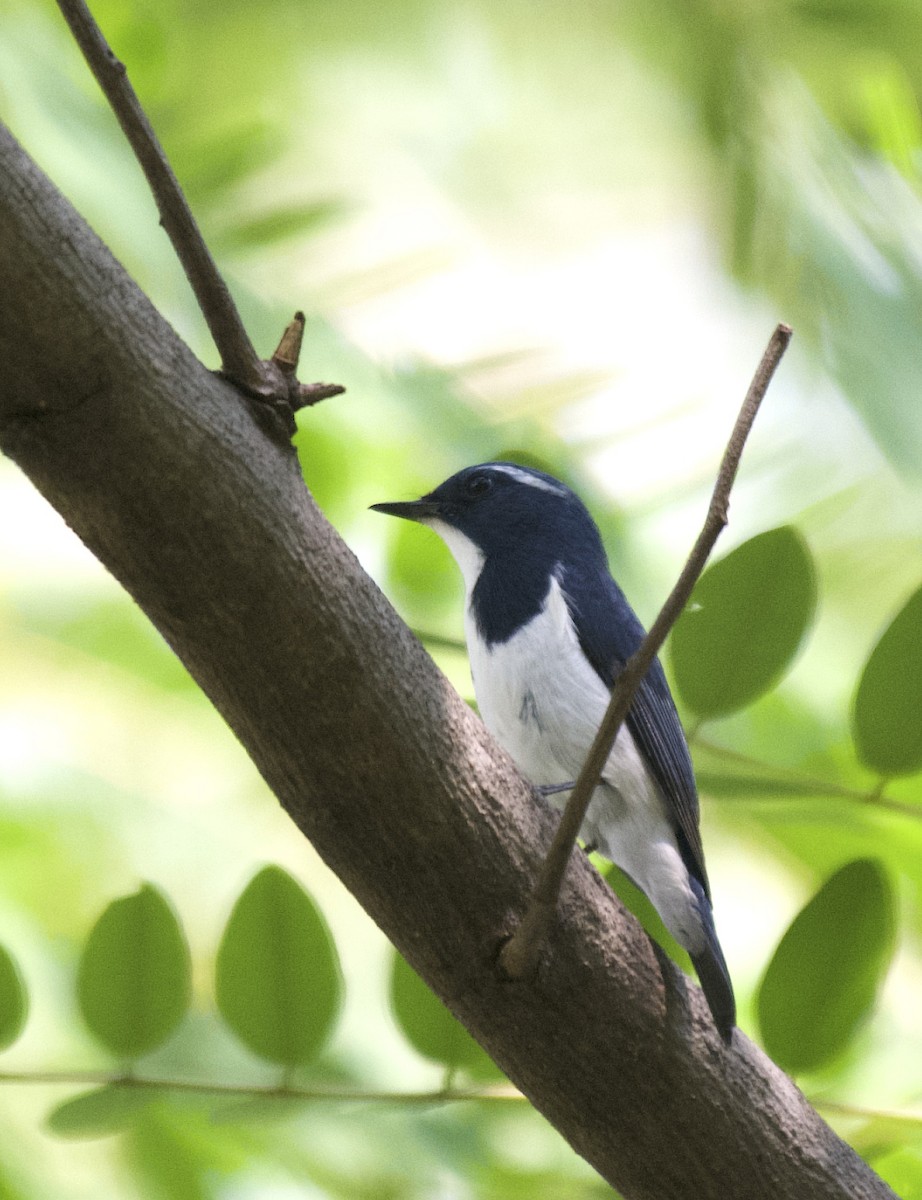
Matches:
[46,1086,158,1139]
[670,527,817,718]
[389,951,499,1078]
[77,885,191,1060]
[756,859,896,1074]
[0,944,27,1050]
[215,866,342,1067]
[853,583,922,777]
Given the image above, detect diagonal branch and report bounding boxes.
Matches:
[55,0,345,431]
[500,323,793,978]
[56,0,264,392]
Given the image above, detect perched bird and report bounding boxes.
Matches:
[372,462,735,1040]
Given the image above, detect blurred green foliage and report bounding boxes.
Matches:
[1,0,922,1196]
[757,859,897,1074]
[215,867,342,1068]
[670,527,817,718]
[0,946,27,1052]
[854,584,922,776]
[48,1086,160,1140]
[77,885,191,1062]
[389,951,501,1080]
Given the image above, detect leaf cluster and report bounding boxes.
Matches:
[665,524,917,1075]
[0,868,503,1144]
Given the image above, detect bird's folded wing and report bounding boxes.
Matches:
[562,565,710,897]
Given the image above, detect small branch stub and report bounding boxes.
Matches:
[500,323,793,982]
[270,311,346,415]
[223,312,346,439]
[271,311,306,376]
[294,382,347,411]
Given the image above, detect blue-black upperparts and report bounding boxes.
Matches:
[426,462,710,899]
[562,554,710,900]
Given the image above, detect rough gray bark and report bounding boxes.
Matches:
[0,122,896,1200]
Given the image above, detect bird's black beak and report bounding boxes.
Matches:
[370,499,442,523]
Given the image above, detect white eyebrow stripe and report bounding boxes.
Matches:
[490,465,568,496]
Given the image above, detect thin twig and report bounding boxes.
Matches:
[696,738,922,820]
[0,1069,525,1106]
[56,0,265,393]
[500,323,793,979]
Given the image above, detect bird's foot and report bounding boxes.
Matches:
[534,781,576,797]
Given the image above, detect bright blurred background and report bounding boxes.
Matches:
[2,0,922,1196]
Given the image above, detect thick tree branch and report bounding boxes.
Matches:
[502,325,792,978]
[0,123,895,1200]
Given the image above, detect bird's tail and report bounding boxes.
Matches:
[688,883,735,1042]
[691,942,735,1043]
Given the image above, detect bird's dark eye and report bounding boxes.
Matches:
[466,474,493,498]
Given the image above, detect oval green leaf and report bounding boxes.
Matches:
[77,884,191,1060]
[0,944,28,1050]
[47,1086,158,1139]
[389,951,500,1079]
[756,859,896,1074]
[853,583,922,776]
[215,866,342,1067]
[670,527,817,718]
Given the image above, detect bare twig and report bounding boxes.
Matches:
[500,323,793,979]
[55,0,345,428]
[695,738,922,820]
[0,1069,524,1106]
[56,0,265,392]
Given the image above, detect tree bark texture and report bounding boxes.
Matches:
[0,123,896,1200]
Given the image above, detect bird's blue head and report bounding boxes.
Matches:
[371,462,605,588]
[374,460,597,559]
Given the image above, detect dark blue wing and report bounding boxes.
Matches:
[560,562,710,898]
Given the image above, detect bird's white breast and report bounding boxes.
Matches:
[426,523,703,952]
[466,575,699,947]
[465,573,642,791]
